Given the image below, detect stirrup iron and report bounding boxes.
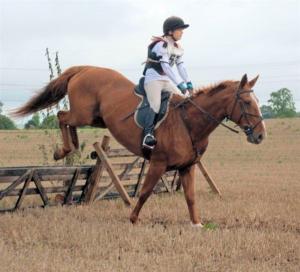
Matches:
[142,133,157,149]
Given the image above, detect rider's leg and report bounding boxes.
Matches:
[143,80,163,149]
[142,107,157,149]
[144,80,163,113]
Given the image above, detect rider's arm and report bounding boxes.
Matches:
[160,62,182,85]
[154,42,183,86]
[176,56,190,83]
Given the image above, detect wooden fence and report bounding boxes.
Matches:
[0,135,220,212]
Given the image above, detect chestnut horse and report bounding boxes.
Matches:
[13,66,266,226]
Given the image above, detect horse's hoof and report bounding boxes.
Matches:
[90,151,98,160]
[54,194,65,204]
[130,214,138,224]
[190,222,204,228]
[53,149,65,161]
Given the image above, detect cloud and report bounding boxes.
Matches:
[0,0,299,113]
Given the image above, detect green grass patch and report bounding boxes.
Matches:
[203,222,219,230]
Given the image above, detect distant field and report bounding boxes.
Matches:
[0,118,299,272]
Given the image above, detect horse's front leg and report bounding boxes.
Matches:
[180,165,203,227]
[130,161,166,224]
[54,111,75,160]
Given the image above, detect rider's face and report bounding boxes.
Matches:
[170,28,184,41]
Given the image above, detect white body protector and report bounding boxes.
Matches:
[144,36,190,113]
[144,36,190,85]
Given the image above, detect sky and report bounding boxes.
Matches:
[0,0,300,125]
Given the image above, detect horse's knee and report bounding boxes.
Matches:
[185,197,195,207]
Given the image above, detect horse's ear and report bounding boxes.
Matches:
[248,75,259,88]
[239,74,248,89]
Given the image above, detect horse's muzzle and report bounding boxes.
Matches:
[247,132,264,144]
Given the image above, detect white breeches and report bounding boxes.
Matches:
[144,80,184,113]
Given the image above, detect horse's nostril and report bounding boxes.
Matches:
[256,134,263,143]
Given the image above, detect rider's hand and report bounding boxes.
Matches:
[177,82,188,94]
[186,81,193,94]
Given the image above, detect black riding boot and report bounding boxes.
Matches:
[142,108,157,150]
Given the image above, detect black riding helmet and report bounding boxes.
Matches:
[163,16,189,35]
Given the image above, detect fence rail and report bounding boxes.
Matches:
[0,135,221,213]
[0,136,180,212]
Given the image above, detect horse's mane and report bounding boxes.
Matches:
[193,80,238,97]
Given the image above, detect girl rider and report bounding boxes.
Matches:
[142,16,193,149]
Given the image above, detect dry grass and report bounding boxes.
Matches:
[0,118,299,272]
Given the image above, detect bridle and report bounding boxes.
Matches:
[175,85,264,137]
[227,88,264,136]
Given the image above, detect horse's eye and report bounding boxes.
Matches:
[245,101,251,105]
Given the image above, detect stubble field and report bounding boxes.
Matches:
[0,118,299,272]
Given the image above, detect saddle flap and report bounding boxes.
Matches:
[134,77,146,96]
[134,77,171,130]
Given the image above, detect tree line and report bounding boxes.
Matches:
[0,101,17,129]
[261,88,298,119]
[0,105,59,130]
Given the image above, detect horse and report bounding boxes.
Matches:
[13,66,266,226]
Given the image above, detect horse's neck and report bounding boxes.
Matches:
[186,92,228,142]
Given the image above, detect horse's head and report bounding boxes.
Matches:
[225,74,266,144]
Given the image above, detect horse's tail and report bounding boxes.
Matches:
[12,66,86,117]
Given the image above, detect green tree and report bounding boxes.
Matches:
[0,115,17,129]
[24,113,41,129]
[268,88,297,118]
[260,105,274,119]
[40,114,59,129]
[0,101,17,129]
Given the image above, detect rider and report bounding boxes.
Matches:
[142,16,194,150]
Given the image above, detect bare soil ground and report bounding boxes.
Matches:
[0,118,299,272]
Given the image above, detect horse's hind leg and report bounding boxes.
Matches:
[54,111,76,160]
[130,161,166,224]
[69,126,79,149]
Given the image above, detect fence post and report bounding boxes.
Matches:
[197,161,221,196]
[93,142,132,206]
[84,136,110,203]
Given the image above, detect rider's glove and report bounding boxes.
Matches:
[186,81,194,96]
[186,81,193,91]
[177,82,188,94]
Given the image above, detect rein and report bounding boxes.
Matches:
[173,98,239,134]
